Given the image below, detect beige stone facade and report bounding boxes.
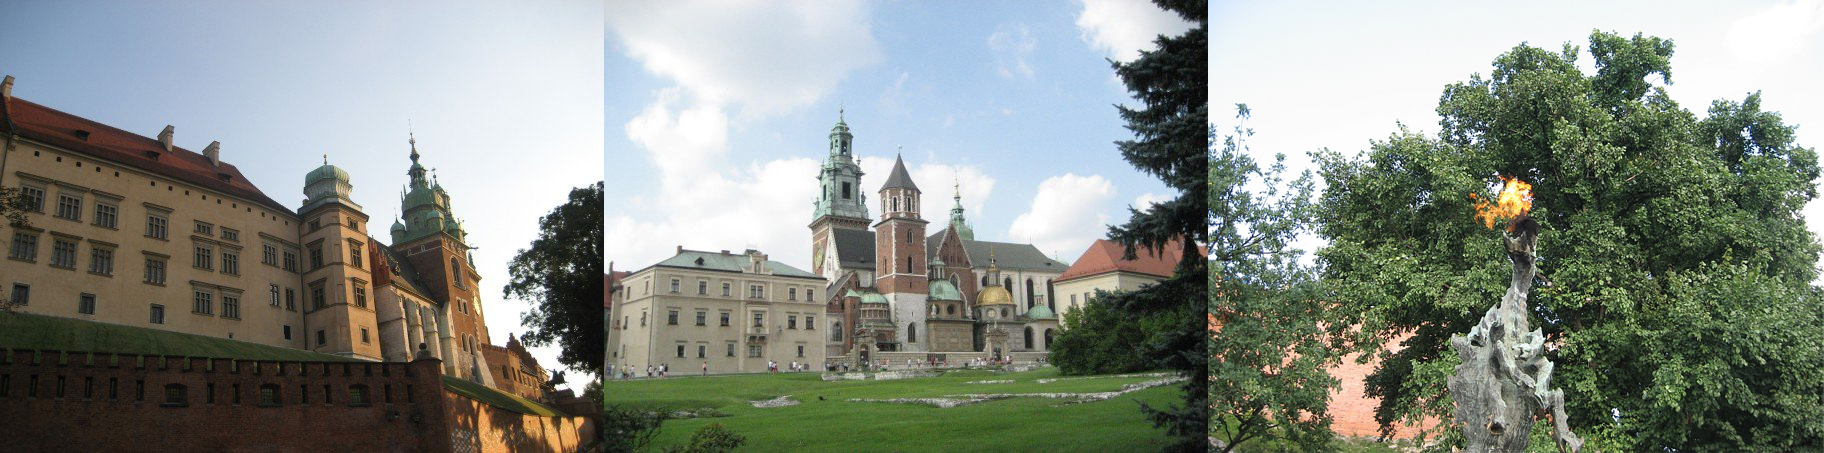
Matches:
[611,248,827,374]
[1053,271,1165,320]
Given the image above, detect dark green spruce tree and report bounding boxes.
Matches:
[1315,31,1824,451]
[504,182,606,378]
[1053,0,1207,450]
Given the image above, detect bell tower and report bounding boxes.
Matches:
[875,152,929,351]
[809,109,871,280]
[299,156,379,360]
[391,133,493,384]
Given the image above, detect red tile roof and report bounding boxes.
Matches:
[1054,239,1200,282]
[1,96,292,214]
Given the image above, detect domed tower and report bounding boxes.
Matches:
[809,109,870,280]
[973,249,1017,357]
[926,256,974,352]
[299,156,379,360]
[948,180,974,241]
[876,152,929,352]
[391,133,492,384]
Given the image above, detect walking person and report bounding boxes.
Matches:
[702,361,708,376]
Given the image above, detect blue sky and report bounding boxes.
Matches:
[1213,0,1824,275]
[1,1,603,379]
[605,0,1194,271]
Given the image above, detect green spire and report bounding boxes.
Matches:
[395,132,465,245]
[949,178,974,240]
[813,109,868,222]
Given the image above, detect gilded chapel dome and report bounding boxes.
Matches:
[976,285,1014,306]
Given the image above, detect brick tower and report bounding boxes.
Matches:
[875,153,929,352]
[299,157,380,360]
[389,134,494,385]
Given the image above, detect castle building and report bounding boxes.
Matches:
[1052,238,1198,321]
[809,112,1068,365]
[0,75,543,398]
[611,247,826,374]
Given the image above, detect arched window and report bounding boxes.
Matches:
[1046,279,1056,311]
[450,258,462,280]
[1023,326,1034,350]
[908,323,917,343]
[831,321,843,341]
[1044,329,1055,350]
[1004,277,1013,292]
[1026,278,1035,309]
[946,304,955,316]
[981,275,989,287]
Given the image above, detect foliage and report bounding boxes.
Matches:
[663,423,747,453]
[0,186,27,227]
[1060,0,1208,449]
[504,182,605,377]
[1209,107,1336,452]
[601,404,670,453]
[1051,291,1150,374]
[1313,30,1824,450]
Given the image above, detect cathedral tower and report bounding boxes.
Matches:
[809,110,871,280]
[948,179,975,240]
[390,134,493,384]
[875,153,930,351]
[299,157,380,360]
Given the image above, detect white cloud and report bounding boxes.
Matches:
[1008,173,1115,261]
[624,88,729,182]
[989,24,1038,80]
[606,158,821,270]
[1074,0,1195,62]
[606,0,882,117]
[1133,192,1169,209]
[877,71,912,114]
[1727,0,1824,68]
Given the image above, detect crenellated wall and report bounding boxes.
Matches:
[0,349,594,452]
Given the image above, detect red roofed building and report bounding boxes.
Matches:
[1052,238,1200,320]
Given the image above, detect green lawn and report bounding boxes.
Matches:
[601,367,1182,452]
[0,311,354,362]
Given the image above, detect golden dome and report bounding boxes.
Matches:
[975,286,1014,306]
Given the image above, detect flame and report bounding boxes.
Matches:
[1470,176,1533,231]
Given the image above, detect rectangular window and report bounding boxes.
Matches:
[352,282,366,308]
[316,330,326,346]
[667,310,679,325]
[221,251,239,275]
[285,288,296,311]
[55,194,82,221]
[748,344,762,358]
[698,280,707,295]
[92,202,118,229]
[193,291,213,315]
[697,345,706,358]
[269,285,281,306]
[193,221,213,236]
[78,293,95,315]
[310,284,325,310]
[797,345,805,358]
[262,244,277,266]
[727,343,735,357]
[8,283,28,305]
[220,228,238,242]
[807,315,816,330]
[18,185,44,212]
[221,294,239,319]
[807,289,813,301]
[722,283,730,296]
[308,245,322,269]
[669,278,680,293]
[753,312,764,328]
[676,344,686,358]
[361,328,370,344]
[348,242,363,269]
[149,304,164,324]
[720,312,731,326]
[284,325,292,340]
[8,232,37,261]
[49,238,77,269]
[695,311,706,326]
[749,284,763,299]
[282,250,298,272]
[193,245,213,270]
[144,257,167,285]
[145,212,168,240]
[88,247,113,275]
[788,288,797,300]
[788,315,797,329]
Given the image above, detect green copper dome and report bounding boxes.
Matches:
[306,163,350,186]
[1026,305,1056,320]
[928,279,963,301]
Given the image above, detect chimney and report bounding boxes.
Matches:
[202,141,221,166]
[157,125,174,152]
[1,75,12,102]
[675,245,683,254]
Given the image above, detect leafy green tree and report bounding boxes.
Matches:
[600,404,669,453]
[1051,289,1149,374]
[1056,0,1207,449]
[504,182,605,377]
[1210,107,1336,452]
[1314,31,1824,450]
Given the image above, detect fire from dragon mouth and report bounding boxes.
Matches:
[1470,176,1533,232]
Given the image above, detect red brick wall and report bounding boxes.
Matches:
[1328,333,1437,439]
[444,390,594,453]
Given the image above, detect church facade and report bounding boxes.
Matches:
[811,112,1067,365]
[0,75,546,400]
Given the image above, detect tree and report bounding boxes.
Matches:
[1209,107,1336,452]
[600,404,669,453]
[1051,289,1150,374]
[504,182,606,377]
[1056,0,1208,449]
[1314,31,1824,450]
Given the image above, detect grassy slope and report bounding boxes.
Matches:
[0,311,353,361]
[601,368,1180,452]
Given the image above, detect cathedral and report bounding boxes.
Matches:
[811,111,1068,365]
